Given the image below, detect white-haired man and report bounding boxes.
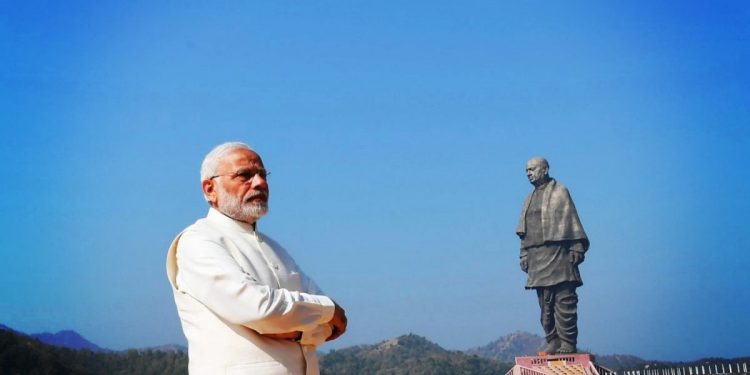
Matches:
[167,142,347,375]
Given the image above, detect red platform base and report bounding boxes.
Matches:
[507,353,615,375]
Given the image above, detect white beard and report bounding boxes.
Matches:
[216,186,268,223]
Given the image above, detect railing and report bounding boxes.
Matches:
[619,362,748,375]
[590,362,616,375]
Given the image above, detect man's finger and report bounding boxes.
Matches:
[327,323,345,341]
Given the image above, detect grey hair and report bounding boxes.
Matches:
[200,142,253,181]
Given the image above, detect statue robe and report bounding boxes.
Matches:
[517,179,589,289]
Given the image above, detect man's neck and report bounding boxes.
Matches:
[211,205,258,230]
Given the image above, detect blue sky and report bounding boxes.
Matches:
[1,0,748,361]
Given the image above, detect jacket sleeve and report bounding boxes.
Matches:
[174,230,335,334]
[261,236,327,296]
[266,237,338,346]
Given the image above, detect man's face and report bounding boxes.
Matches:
[210,148,270,223]
[526,159,548,186]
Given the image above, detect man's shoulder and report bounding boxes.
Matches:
[172,219,232,263]
[182,216,209,232]
[178,217,224,243]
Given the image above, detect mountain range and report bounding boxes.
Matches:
[30,330,106,352]
[0,324,105,352]
[0,327,187,374]
[2,323,747,374]
[0,324,187,355]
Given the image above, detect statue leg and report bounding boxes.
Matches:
[536,287,560,354]
[553,282,578,354]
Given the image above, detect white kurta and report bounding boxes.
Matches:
[166,208,335,375]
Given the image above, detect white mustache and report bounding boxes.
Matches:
[244,191,268,202]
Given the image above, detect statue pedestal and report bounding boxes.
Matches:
[507,353,615,375]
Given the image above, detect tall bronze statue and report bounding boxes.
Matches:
[517,157,589,354]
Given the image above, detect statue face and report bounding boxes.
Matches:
[526,159,548,186]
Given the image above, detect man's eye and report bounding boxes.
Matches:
[240,171,258,180]
[236,170,267,181]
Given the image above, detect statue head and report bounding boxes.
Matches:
[526,157,550,187]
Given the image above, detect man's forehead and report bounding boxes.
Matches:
[220,149,264,168]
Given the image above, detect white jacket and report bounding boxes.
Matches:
[166,208,335,374]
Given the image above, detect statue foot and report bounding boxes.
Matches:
[556,343,577,354]
[542,339,560,355]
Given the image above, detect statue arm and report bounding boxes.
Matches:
[569,240,586,253]
[568,240,586,265]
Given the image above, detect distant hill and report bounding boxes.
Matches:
[0,327,83,374]
[0,327,187,374]
[466,331,545,362]
[31,330,106,352]
[320,333,512,375]
[0,323,107,353]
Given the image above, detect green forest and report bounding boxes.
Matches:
[0,329,187,375]
[0,329,511,374]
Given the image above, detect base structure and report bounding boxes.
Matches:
[507,353,615,375]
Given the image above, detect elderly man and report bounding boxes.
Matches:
[516,157,588,355]
[166,142,347,374]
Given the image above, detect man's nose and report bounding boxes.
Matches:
[250,174,268,189]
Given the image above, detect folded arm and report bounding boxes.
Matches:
[175,231,336,335]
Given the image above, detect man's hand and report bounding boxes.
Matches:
[326,302,347,342]
[570,251,584,266]
[520,257,528,273]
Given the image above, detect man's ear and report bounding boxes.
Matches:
[202,179,218,206]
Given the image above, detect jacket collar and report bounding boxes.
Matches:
[206,207,257,234]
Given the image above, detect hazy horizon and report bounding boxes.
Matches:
[6,324,749,364]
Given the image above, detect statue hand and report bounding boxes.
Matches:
[520,257,528,273]
[570,251,584,265]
